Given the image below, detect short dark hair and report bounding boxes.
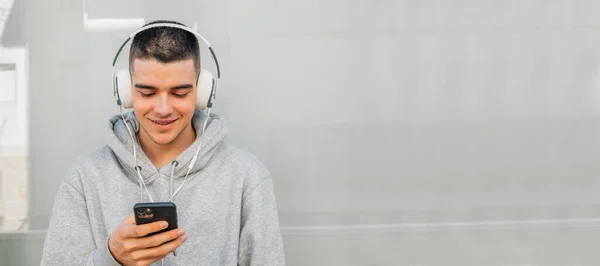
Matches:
[129,20,200,78]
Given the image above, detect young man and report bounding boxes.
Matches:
[41,20,286,265]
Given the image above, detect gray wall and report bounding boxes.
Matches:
[3,0,600,265]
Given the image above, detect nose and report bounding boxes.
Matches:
[154,94,173,117]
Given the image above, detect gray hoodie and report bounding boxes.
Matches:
[41,110,286,265]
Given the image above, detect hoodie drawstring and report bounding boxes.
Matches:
[168,111,211,202]
[170,161,178,202]
[136,166,154,202]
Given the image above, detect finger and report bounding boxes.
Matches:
[124,214,135,225]
[126,220,169,238]
[115,215,136,239]
[130,235,188,260]
[136,228,186,249]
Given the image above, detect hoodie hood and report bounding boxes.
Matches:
[107,110,228,185]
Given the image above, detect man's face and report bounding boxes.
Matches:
[131,58,197,146]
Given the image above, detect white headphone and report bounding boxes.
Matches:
[111,22,221,110]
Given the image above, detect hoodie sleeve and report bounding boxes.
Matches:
[41,166,120,266]
[238,176,286,266]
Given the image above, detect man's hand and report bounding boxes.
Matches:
[108,215,187,266]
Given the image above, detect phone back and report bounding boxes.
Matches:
[133,202,178,237]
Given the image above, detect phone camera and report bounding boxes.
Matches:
[136,208,154,219]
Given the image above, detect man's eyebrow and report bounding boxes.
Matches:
[133,84,193,90]
[171,84,193,90]
[134,84,157,90]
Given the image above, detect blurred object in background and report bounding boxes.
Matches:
[0,0,28,233]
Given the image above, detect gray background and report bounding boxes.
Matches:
[3,0,600,265]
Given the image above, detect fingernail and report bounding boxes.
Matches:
[182,235,188,241]
[177,229,185,236]
[160,221,168,228]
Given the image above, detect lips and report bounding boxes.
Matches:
[149,118,178,126]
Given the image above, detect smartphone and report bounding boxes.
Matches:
[133,202,178,237]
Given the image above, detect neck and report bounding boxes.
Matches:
[138,124,196,169]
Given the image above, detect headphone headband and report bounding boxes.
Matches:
[112,22,220,79]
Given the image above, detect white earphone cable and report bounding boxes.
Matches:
[120,109,155,203]
[169,108,211,201]
[119,107,210,203]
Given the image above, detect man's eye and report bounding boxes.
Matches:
[173,93,188,98]
[139,92,154,98]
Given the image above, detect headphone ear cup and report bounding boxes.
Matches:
[116,68,133,108]
[196,68,214,110]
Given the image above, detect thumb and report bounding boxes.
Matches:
[124,214,135,225]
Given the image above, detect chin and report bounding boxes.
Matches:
[139,120,189,146]
[150,134,177,146]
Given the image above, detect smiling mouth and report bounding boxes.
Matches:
[149,118,178,125]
